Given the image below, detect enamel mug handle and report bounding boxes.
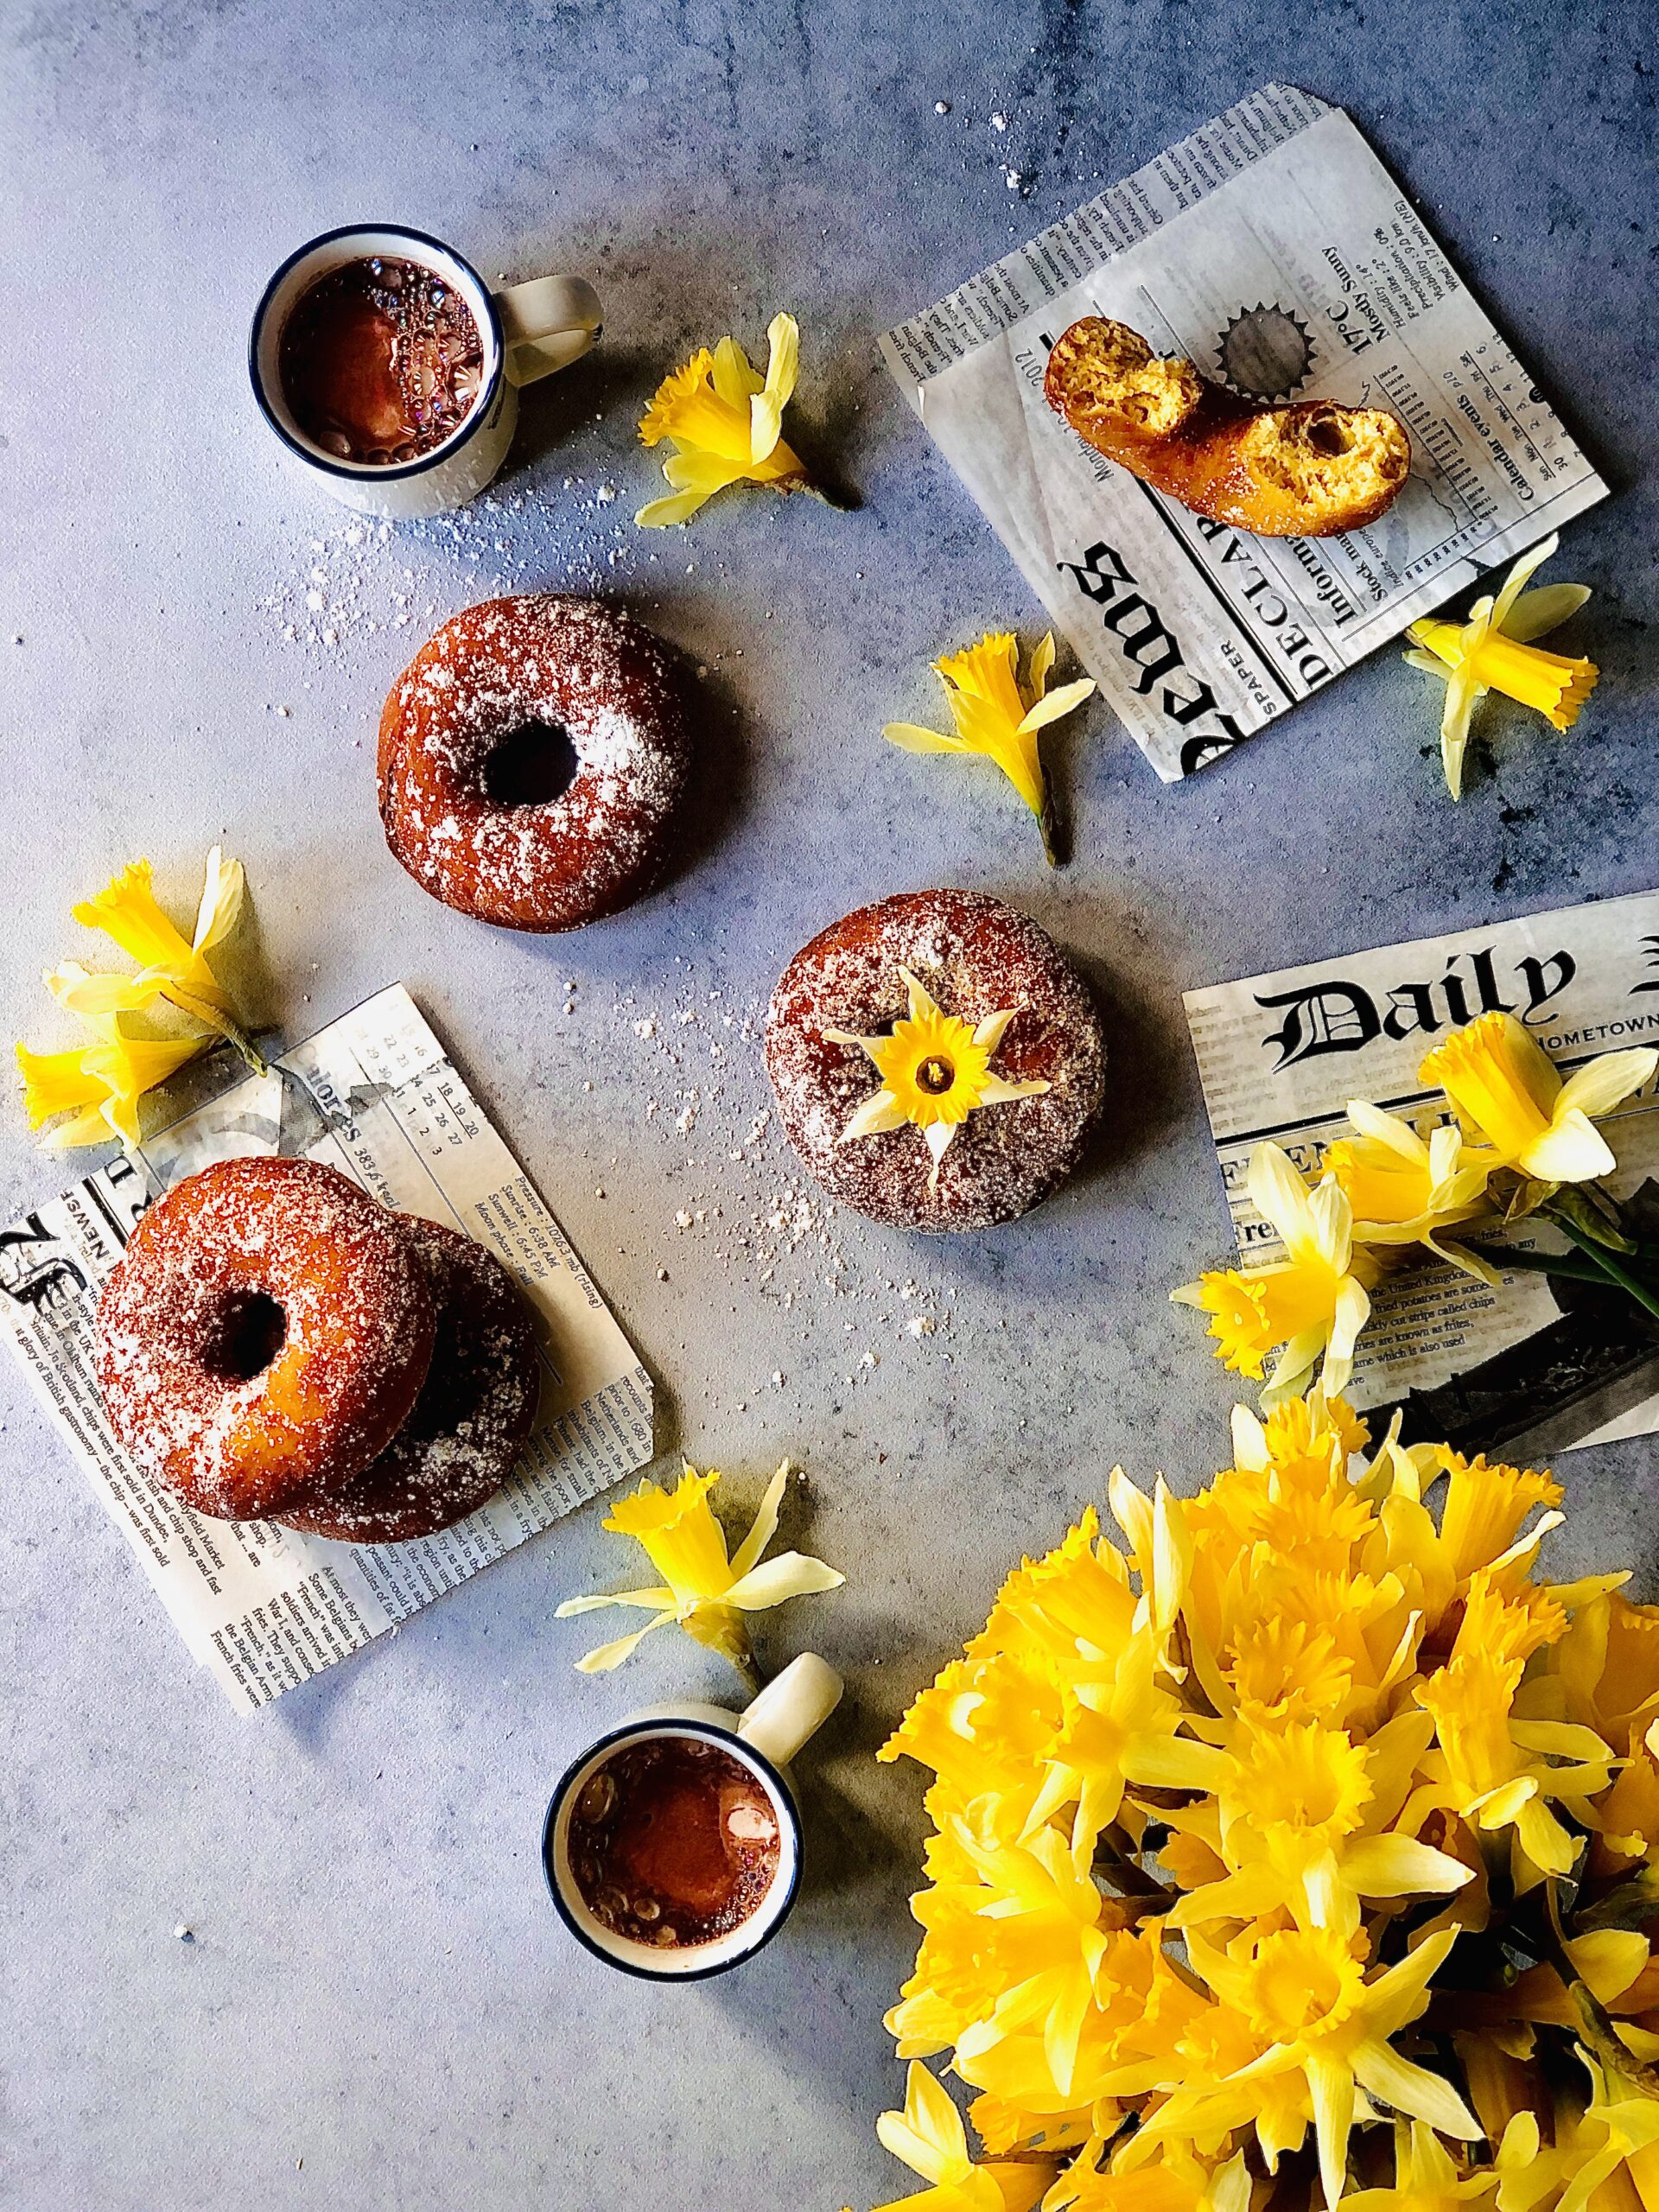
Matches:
[496,274,602,386]
[737,1654,843,1770]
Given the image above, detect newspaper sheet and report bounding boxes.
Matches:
[0,985,653,1712]
[1184,892,1659,1463]
[880,84,1606,782]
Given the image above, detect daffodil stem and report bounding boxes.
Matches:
[1548,1213,1659,1326]
[1463,1243,1616,1287]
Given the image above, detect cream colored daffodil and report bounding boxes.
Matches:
[883,632,1095,866]
[16,848,263,1154]
[826,967,1050,1188]
[555,1460,842,1673]
[634,314,810,526]
[1405,532,1597,798]
[1326,1102,1499,1279]
[1173,1141,1380,1406]
[872,2063,1054,2212]
[1420,1012,1656,1185]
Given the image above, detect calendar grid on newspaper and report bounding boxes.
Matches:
[0,985,652,1713]
[880,83,1606,780]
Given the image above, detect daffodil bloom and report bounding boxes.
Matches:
[1141,1923,1477,2209]
[1404,531,1597,798]
[1420,1012,1656,1185]
[554,1461,842,1673]
[16,848,263,1153]
[1517,2055,1659,2212]
[826,967,1050,1188]
[872,2063,1053,2212]
[1343,2117,1519,2212]
[634,314,810,526]
[1173,1141,1379,1405]
[883,632,1095,866]
[1051,2145,1252,2212]
[1325,1102,1498,1278]
[16,1014,202,1152]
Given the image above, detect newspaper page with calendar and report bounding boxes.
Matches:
[0,985,653,1713]
[880,83,1606,781]
[1184,891,1659,1462]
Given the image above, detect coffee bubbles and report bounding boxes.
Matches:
[278,256,486,466]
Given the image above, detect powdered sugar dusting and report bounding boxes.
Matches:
[763,890,1106,1232]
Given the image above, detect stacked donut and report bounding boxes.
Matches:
[96,1156,540,1543]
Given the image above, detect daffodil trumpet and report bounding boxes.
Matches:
[863,1382,1659,2212]
[15,848,264,1155]
[1404,531,1597,798]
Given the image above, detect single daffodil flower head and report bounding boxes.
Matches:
[634,313,810,526]
[1419,1011,1656,1185]
[1325,1100,1500,1280]
[825,967,1050,1190]
[1172,1140,1380,1406]
[1404,532,1597,798]
[871,2063,1053,2212]
[555,1460,843,1675]
[883,632,1096,867]
[15,847,264,1155]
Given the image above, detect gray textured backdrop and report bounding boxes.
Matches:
[2,3,1655,2207]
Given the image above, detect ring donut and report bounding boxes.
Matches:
[279,1220,541,1545]
[377,594,695,931]
[96,1155,435,1522]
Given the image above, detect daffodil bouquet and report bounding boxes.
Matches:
[867,1385,1659,2211]
[1179,1009,1659,1411]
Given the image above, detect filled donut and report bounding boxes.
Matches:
[96,1155,435,1522]
[278,1219,541,1545]
[764,888,1105,1232]
[377,594,695,931]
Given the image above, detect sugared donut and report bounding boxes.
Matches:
[377,594,694,931]
[96,1155,435,1522]
[764,889,1105,1232]
[279,1220,541,1545]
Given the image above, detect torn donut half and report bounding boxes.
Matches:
[1043,315,1410,538]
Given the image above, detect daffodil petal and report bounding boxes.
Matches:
[1342,1834,1475,1897]
[709,334,762,409]
[1516,1106,1616,1183]
[44,961,165,1019]
[729,1460,791,1580]
[722,1552,844,1611]
[1555,1047,1657,1122]
[1015,677,1096,734]
[634,489,715,529]
[1502,581,1590,644]
[1440,667,1481,800]
[574,1612,677,1673]
[193,847,246,954]
[842,1090,911,1141]
[1491,532,1560,629]
[553,1587,677,1616]
[882,722,965,754]
[1351,2037,1479,2139]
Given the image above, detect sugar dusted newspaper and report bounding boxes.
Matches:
[0,985,652,1713]
[1184,892,1659,1462]
[880,84,1606,781]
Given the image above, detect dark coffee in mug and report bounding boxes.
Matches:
[568,1736,781,1949]
[277,257,485,464]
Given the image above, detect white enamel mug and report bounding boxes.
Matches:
[248,223,601,518]
[543,1653,843,1980]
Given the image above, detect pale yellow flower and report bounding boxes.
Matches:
[1172,1141,1379,1405]
[1343,2117,1513,2212]
[1405,531,1597,798]
[635,314,810,526]
[1420,1011,1656,1185]
[16,848,263,1154]
[884,632,1096,865]
[872,2063,1054,2212]
[555,1460,842,1672]
[827,967,1050,1187]
[1325,1102,1498,1278]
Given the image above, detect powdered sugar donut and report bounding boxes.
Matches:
[279,1219,540,1545]
[96,1156,436,1521]
[378,595,694,931]
[765,889,1105,1232]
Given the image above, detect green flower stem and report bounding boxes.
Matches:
[1549,1211,1659,1326]
[1462,1243,1611,1287]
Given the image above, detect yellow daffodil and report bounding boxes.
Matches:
[1343,2118,1516,2212]
[634,314,810,526]
[1519,2054,1659,2212]
[16,848,263,1154]
[883,632,1096,866]
[1325,1103,1498,1278]
[1404,531,1597,798]
[1049,2145,1251,2212]
[554,1460,842,1673]
[1420,1012,1656,1185]
[1172,1141,1380,1405]
[1143,1923,1477,2209]
[826,968,1050,1187]
[872,2063,1053,2212]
